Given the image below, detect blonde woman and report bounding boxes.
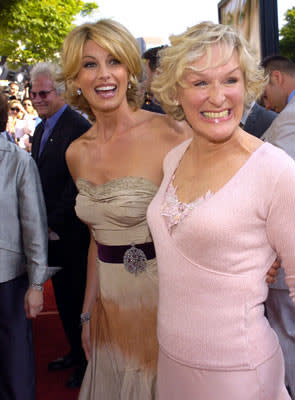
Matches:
[147,22,293,399]
[7,100,34,148]
[61,19,191,399]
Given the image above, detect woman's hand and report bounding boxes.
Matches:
[24,287,44,318]
[266,258,281,284]
[82,322,92,361]
[18,103,27,117]
[7,115,16,134]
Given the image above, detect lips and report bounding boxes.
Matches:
[94,85,117,100]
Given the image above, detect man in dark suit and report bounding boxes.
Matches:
[241,101,277,138]
[30,62,90,388]
[142,46,166,114]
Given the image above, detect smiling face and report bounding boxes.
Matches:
[10,83,19,97]
[31,74,64,119]
[9,101,20,115]
[176,45,245,144]
[23,99,34,113]
[74,40,129,114]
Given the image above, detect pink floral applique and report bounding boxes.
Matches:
[161,180,213,232]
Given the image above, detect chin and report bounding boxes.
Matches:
[208,128,238,144]
[206,135,231,144]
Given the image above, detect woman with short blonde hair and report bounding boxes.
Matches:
[61,19,142,121]
[148,21,292,399]
[152,21,266,120]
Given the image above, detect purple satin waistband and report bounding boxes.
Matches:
[96,241,156,264]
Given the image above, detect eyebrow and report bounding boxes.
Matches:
[187,66,241,77]
[82,55,97,59]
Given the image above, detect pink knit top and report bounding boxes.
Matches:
[147,139,295,370]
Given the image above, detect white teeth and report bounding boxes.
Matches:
[95,86,116,92]
[202,110,229,118]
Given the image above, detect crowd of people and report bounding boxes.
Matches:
[0,82,41,150]
[1,16,295,400]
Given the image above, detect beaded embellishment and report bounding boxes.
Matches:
[123,243,147,274]
[162,181,213,232]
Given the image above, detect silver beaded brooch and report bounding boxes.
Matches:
[123,244,147,274]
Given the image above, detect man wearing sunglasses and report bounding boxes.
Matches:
[30,62,91,389]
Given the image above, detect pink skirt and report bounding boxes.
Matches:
[157,347,290,400]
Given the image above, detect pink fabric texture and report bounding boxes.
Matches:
[147,140,295,371]
[157,347,290,399]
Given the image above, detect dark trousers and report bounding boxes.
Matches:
[51,244,87,364]
[0,274,35,400]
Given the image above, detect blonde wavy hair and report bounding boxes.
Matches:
[61,19,143,120]
[152,21,267,121]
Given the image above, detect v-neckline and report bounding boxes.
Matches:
[167,140,267,205]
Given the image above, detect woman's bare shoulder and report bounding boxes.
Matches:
[66,126,97,176]
[241,130,264,154]
[146,113,192,143]
[67,125,96,154]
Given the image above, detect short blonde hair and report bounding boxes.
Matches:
[9,99,22,109]
[61,19,143,120]
[152,21,267,120]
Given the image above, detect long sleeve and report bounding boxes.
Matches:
[262,99,295,159]
[266,161,295,299]
[17,155,49,285]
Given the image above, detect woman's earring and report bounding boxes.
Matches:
[127,82,131,90]
[77,88,82,96]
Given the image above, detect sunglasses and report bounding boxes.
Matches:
[30,88,56,99]
[11,107,20,112]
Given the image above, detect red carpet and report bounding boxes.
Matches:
[33,280,80,400]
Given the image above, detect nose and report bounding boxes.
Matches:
[208,83,226,107]
[98,63,111,80]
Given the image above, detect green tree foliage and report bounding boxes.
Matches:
[279,7,295,62]
[0,0,98,68]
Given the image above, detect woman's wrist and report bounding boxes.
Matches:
[80,311,91,325]
[30,283,44,292]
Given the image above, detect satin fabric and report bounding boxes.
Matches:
[75,177,159,400]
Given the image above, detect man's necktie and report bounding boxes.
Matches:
[38,120,51,157]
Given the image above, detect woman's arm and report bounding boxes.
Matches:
[17,155,48,318]
[66,139,98,359]
[266,162,295,301]
[81,233,99,360]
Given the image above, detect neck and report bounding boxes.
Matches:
[285,76,295,99]
[190,128,244,165]
[93,102,135,143]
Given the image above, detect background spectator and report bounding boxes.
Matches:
[0,90,49,400]
[261,54,295,399]
[142,45,166,113]
[30,62,90,388]
[8,81,22,101]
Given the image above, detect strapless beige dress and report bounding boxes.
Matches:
[75,177,158,400]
